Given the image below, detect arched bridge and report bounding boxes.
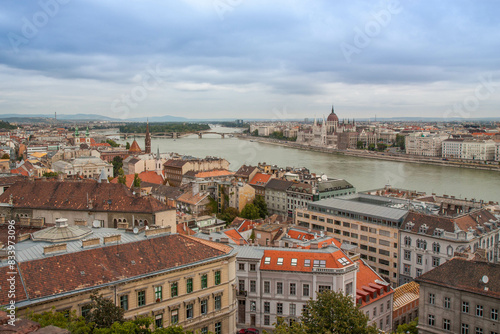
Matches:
[197,132,226,139]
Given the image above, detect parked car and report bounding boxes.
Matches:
[238,329,259,334]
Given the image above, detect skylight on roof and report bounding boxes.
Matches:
[291,258,297,266]
[264,257,271,264]
[338,257,350,266]
[304,259,311,267]
[277,257,284,265]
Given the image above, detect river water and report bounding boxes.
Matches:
[118,127,500,203]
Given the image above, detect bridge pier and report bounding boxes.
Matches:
[173,132,178,139]
[221,133,225,139]
[198,133,202,139]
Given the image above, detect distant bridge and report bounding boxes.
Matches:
[197,132,227,139]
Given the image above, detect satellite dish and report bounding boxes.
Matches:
[92,220,101,228]
[133,227,139,234]
[482,275,489,284]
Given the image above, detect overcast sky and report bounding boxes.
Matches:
[1,0,499,120]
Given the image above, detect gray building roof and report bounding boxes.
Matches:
[310,193,409,222]
[265,179,293,191]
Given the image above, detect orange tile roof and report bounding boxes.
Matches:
[223,229,248,245]
[249,173,272,186]
[177,191,209,205]
[260,249,352,272]
[195,170,234,178]
[355,259,393,307]
[176,222,196,236]
[110,171,164,188]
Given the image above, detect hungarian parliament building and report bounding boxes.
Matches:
[296,107,396,149]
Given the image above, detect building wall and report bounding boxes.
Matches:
[18,252,237,334]
[360,294,393,332]
[265,188,288,217]
[295,208,400,287]
[418,282,500,334]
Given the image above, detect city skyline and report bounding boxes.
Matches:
[1,0,499,119]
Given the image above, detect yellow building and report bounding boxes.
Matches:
[0,226,237,333]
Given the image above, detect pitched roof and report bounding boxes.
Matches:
[393,281,420,312]
[259,248,352,272]
[249,173,272,186]
[128,140,142,153]
[194,170,234,178]
[223,228,248,245]
[234,165,258,177]
[355,259,393,307]
[415,258,500,299]
[0,234,232,305]
[164,159,189,168]
[177,191,209,206]
[265,178,293,191]
[0,180,170,213]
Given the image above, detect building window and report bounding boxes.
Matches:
[264,302,270,313]
[373,307,377,317]
[186,278,193,293]
[155,314,163,328]
[201,274,208,289]
[304,259,311,267]
[215,270,221,285]
[239,279,245,292]
[404,250,411,260]
[264,281,270,294]
[404,236,411,246]
[404,264,411,275]
[429,293,435,305]
[345,282,353,296]
[461,323,469,334]
[214,295,221,310]
[432,257,440,267]
[200,299,207,315]
[215,322,221,334]
[290,303,296,316]
[444,297,451,309]
[171,309,178,324]
[250,280,256,293]
[81,305,91,318]
[250,264,256,271]
[277,282,283,294]
[303,284,310,297]
[264,315,270,326]
[277,303,283,315]
[416,268,422,277]
[290,283,296,295]
[186,304,193,319]
[476,305,483,317]
[137,290,146,307]
[491,308,498,321]
[428,314,435,326]
[433,242,441,253]
[463,301,469,313]
[443,319,451,331]
[318,285,331,293]
[475,327,483,334]
[250,300,256,312]
[171,282,178,297]
[120,295,128,311]
[239,263,245,271]
[417,254,423,265]
[201,327,208,334]
[155,286,162,301]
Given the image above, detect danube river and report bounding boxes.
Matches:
[118,127,500,203]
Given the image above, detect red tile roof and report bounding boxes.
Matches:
[0,180,171,213]
[0,234,231,305]
[110,171,164,188]
[223,229,248,245]
[195,170,234,178]
[355,259,393,307]
[249,173,272,186]
[259,249,352,272]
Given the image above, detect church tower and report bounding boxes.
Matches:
[145,119,151,154]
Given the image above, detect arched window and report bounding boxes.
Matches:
[144,219,148,226]
[447,245,453,256]
[432,242,440,253]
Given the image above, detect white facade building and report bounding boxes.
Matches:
[52,156,113,179]
[405,132,447,157]
[442,138,496,160]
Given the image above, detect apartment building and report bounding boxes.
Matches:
[416,258,500,334]
[405,132,447,157]
[295,194,409,286]
[399,210,500,285]
[442,138,496,160]
[234,245,357,331]
[265,178,293,217]
[52,156,113,179]
[287,182,315,218]
[0,225,237,333]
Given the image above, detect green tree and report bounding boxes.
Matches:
[268,317,307,334]
[377,143,388,151]
[240,203,260,220]
[396,318,418,334]
[106,139,120,147]
[356,141,365,149]
[253,195,268,218]
[133,173,141,187]
[126,142,131,150]
[42,172,60,178]
[207,196,218,214]
[301,289,377,334]
[218,207,239,224]
[251,129,258,136]
[27,309,93,334]
[395,134,406,150]
[1,153,9,159]
[85,292,124,329]
[368,143,375,151]
[111,156,123,177]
